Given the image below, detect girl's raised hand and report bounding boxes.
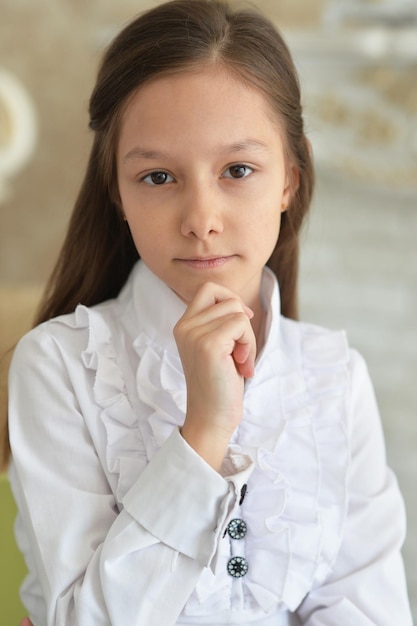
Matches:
[174,282,257,471]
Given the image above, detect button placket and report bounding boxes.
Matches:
[226,484,249,578]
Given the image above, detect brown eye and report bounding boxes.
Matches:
[224,164,252,179]
[143,171,173,185]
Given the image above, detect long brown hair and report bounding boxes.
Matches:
[34,0,313,326]
[2,0,313,469]
[0,0,314,462]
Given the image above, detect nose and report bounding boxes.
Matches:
[180,181,224,239]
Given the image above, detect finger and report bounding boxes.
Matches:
[176,294,254,344]
[180,309,255,375]
[183,281,254,319]
[236,357,254,379]
[201,312,256,378]
[175,294,255,351]
[232,331,255,378]
[174,282,257,380]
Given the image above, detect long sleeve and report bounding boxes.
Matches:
[295,350,413,625]
[8,327,237,626]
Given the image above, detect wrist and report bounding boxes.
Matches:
[180,421,232,473]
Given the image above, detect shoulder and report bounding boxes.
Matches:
[280,315,367,371]
[278,316,372,421]
[279,315,351,367]
[10,296,127,376]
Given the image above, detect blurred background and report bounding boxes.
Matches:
[0,0,416,621]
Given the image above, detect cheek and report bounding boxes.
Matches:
[122,208,149,254]
[253,200,282,237]
[129,229,146,257]
[266,214,282,250]
[130,223,153,257]
[257,205,282,259]
[126,209,173,262]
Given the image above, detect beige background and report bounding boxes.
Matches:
[1,0,416,621]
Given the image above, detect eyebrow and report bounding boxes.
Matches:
[122,139,269,164]
[220,139,269,154]
[122,147,167,163]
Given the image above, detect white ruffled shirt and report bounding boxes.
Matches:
[8,261,412,625]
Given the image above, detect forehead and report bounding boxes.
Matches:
[118,64,285,153]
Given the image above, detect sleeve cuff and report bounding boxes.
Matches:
[122,428,234,566]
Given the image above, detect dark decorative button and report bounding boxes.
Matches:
[227,556,249,578]
[227,518,247,540]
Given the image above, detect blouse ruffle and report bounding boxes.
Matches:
[76,305,148,505]
[75,268,352,617]
[237,320,350,613]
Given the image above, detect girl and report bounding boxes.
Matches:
[7,1,412,624]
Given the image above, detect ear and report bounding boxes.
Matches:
[281,165,299,212]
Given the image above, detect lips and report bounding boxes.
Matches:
[177,256,234,269]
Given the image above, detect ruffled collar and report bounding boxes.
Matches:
[131,261,188,355]
[128,260,280,363]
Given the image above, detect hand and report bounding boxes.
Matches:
[174,282,256,470]
[19,619,33,626]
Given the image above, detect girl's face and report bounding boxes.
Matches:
[117,65,291,310]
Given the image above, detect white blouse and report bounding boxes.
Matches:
[8,261,412,625]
